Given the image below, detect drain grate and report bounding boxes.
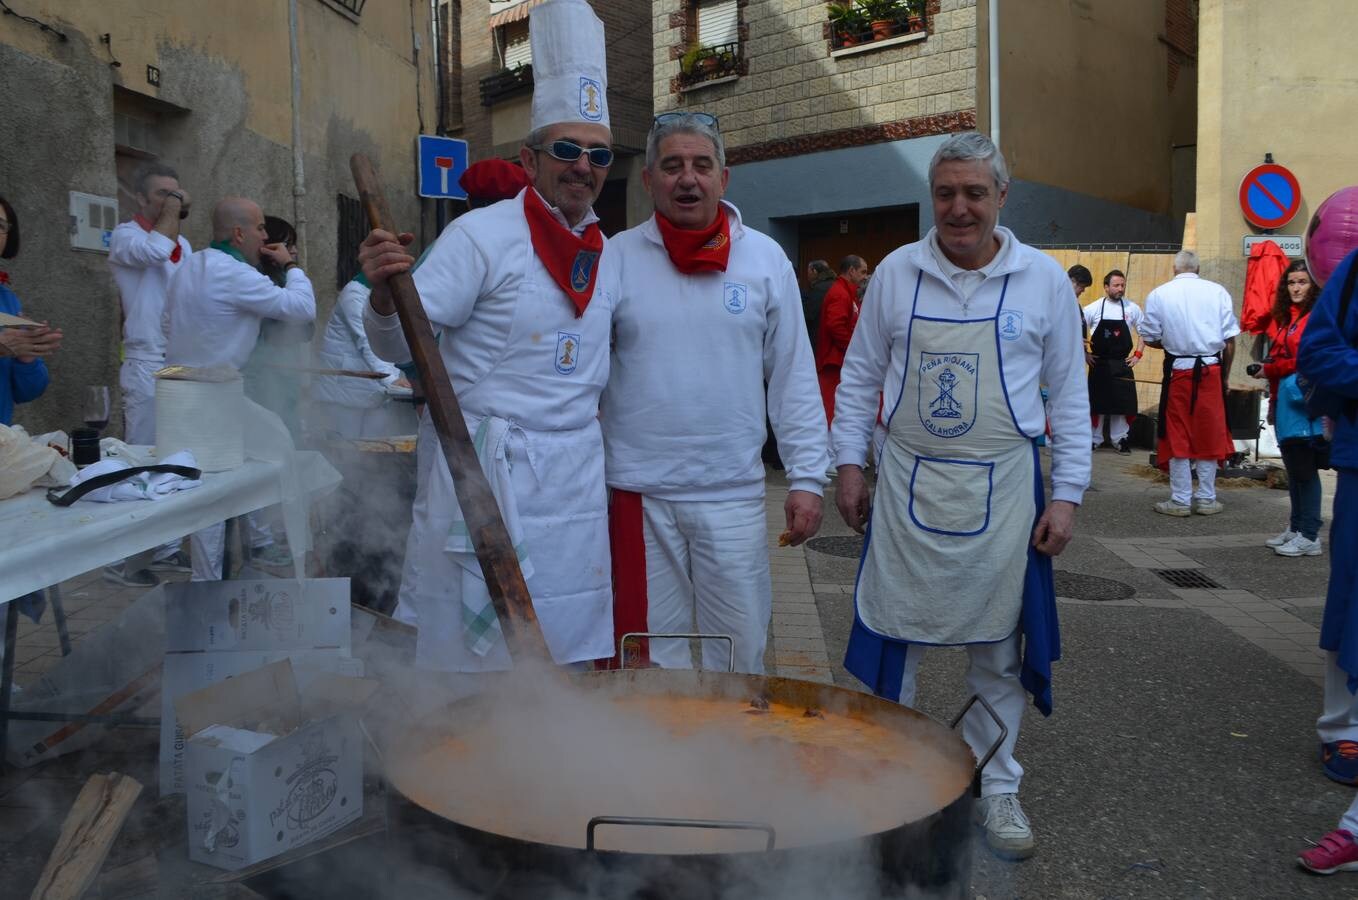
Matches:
[804,536,865,559]
[1152,568,1224,589]
[1054,572,1136,602]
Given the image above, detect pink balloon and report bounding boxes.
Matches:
[1305,186,1358,287]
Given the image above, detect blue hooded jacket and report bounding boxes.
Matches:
[1298,248,1358,469]
[0,282,50,425]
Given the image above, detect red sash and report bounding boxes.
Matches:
[654,206,731,274]
[134,214,183,263]
[522,189,603,317]
[595,489,651,670]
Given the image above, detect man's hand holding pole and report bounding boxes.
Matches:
[357,229,416,317]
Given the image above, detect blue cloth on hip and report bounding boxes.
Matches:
[844,441,1061,715]
[1321,469,1358,693]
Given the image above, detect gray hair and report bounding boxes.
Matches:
[645,113,725,170]
[1173,249,1200,273]
[927,132,1009,191]
[134,162,179,197]
[524,127,549,151]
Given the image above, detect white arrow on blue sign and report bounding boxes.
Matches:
[417,135,469,200]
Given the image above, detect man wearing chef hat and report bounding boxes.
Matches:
[360,0,618,672]
[599,112,829,676]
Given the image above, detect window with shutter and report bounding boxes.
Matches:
[500,19,532,69]
[696,0,738,49]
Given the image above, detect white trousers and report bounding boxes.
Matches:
[1092,415,1129,445]
[897,631,1025,796]
[1318,651,1358,745]
[1168,458,1217,505]
[191,522,226,581]
[119,357,179,564]
[643,496,771,674]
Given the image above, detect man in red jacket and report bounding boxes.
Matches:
[815,254,869,426]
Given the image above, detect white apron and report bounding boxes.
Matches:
[409,238,614,672]
[856,272,1036,645]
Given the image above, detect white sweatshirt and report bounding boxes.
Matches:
[107,220,192,361]
[601,202,829,501]
[164,248,315,370]
[831,226,1090,505]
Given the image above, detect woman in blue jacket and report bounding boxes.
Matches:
[0,196,61,425]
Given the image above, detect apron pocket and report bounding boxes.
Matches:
[907,456,993,536]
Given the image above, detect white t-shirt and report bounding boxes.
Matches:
[1082,296,1144,335]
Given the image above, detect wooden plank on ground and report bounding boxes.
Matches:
[30,772,143,900]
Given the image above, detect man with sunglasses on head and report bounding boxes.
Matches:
[599,111,828,675]
[358,0,619,673]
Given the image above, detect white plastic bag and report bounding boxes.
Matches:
[0,424,77,499]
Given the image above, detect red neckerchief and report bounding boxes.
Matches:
[134,214,183,264]
[522,189,603,317]
[654,205,731,274]
[0,271,8,285]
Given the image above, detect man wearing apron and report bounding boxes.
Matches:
[832,133,1089,859]
[1082,270,1145,453]
[359,0,618,672]
[1140,251,1239,517]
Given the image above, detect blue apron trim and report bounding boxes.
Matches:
[845,441,1061,715]
[881,270,927,432]
[1321,469,1358,693]
[992,274,1030,436]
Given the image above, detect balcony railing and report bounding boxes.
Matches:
[480,64,534,107]
[830,10,927,50]
[678,41,740,89]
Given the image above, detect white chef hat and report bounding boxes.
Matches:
[529,0,609,133]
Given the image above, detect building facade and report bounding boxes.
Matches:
[653,0,1192,269]
[0,0,436,435]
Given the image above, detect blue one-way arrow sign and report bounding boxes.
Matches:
[417,135,469,199]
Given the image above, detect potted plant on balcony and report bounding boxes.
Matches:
[859,0,902,40]
[680,43,704,77]
[700,47,722,76]
[828,2,868,48]
[906,0,927,33]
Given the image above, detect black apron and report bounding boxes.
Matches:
[1088,298,1138,415]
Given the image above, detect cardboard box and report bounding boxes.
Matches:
[164,578,351,653]
[159,648,363,796]
[176,660,377,871]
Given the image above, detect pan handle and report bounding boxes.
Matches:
[586,816,775,852]
[620,632,735,673]
[949,693,1008,798]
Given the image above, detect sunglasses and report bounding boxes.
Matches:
[532,140,614,168]
[653,112,720,130]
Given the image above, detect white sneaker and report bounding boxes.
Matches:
[974,792,1035,859]
[1266,529,1298,548]
[1276,535,1323,557]
[1191,498,1224,516]
[1154,500,1192,517]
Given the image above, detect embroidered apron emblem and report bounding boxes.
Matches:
[1000,309,1023,341]
[555,331,580,374]
[918,352,979,438]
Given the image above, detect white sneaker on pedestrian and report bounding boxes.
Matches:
[974,792,1035,859]
[1276,535,1322,557]
[1154,500,1192,517]
[1191,498,1224,516]
[1266,529,1298,548]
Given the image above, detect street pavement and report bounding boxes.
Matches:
[2,450,1355,897]
[764,447,1355,898]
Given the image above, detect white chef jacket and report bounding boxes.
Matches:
[313,278,402,409]
[601,201,829,500]
[362,190,618,670]
[164,248,315,369]
[1082,296,1145,335]
[1139,273,1240,370]
[832,225,1090,505]
[108,219,192,362]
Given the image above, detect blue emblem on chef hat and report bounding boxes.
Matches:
[571,250,599,292]
[579,77,604,122]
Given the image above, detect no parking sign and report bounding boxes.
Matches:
[1238,163,1302,230]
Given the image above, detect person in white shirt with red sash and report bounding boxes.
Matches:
[1140,250,1239,517]
[600,112,827,675]
[358,0,618,672]
[832,132,1089,860]
[106,163,194,585]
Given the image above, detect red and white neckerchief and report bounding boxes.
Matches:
[654,205,732,274]
[522,189,604,317]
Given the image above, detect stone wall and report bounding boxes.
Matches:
[653,0,977,161]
